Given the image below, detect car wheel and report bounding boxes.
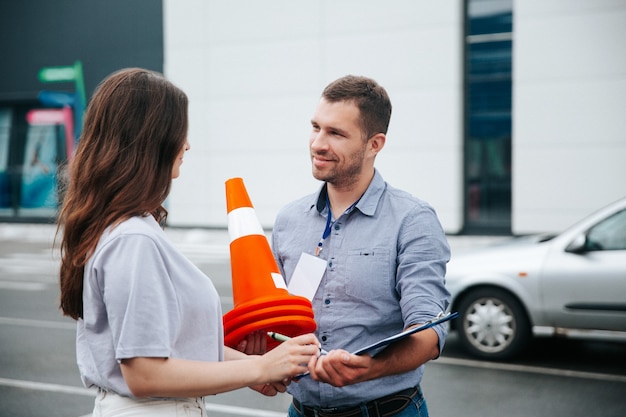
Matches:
[456,288,531,360]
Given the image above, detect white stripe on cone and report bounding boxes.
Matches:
[227,207,265,242]
[271,272,287,290]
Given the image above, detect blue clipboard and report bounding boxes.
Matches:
[294,311,459,379]
[351,311,460,357]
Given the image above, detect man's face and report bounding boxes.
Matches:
[309,99,368,189]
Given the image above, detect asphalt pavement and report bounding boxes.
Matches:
[2,223,625,417]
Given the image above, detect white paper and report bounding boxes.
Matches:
[288,252,327,301]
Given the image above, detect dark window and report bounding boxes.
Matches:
[463,0,513,234]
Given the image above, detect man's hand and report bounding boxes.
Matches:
[307,350,371,387]
[235,330,268,355]
[308,328,441,387]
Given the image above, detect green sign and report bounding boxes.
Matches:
[37,60,87,141]
[38,66,77,83]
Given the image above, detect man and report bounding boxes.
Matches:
[271,75,451,417]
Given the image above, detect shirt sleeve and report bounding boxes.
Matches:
[396,203,451,353]
[93,233,181,361]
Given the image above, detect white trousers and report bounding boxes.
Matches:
[92,389,208,417]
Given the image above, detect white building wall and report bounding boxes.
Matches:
[163,0,626,235]
[513,0,626,234]
[163,0,464,232]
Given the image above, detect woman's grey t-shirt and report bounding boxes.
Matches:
[76,215,224,396]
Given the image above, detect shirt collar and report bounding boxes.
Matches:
[313,169,385,217]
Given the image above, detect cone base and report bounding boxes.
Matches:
[223,293,317,349]
[223,304,314,334]
[224,315,317,350]
[225,293,313,319]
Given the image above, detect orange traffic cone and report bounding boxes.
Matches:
[222,177,317,349]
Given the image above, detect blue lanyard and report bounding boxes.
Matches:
[315,196,358,256]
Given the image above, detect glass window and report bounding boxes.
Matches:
[21,124,60,210]
[586,210,626,251]
[0,105,69,220]
[0,109,11,209]
[464,0,513,234]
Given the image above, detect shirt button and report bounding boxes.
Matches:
[321,336,327,342]
[334,224,340,230]
[328,261,333,267]
[324,298,330,305]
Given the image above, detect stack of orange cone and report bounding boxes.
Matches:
[222,177,317,349]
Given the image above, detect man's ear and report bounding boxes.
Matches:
[369,133,386,156]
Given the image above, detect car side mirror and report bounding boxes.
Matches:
[565,233,587,254]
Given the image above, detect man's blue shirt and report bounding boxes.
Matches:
[272,170,451,407]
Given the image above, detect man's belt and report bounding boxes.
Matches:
[292,386,421,417]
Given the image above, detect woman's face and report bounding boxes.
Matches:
[172,139,190,179]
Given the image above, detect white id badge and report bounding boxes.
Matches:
[288,252,327,301]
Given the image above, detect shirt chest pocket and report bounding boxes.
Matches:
[344,248,392,301]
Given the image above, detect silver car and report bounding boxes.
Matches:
[446,197,626,359]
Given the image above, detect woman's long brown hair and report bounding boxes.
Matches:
[57,68,188,320]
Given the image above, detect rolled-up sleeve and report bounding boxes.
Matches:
[396,203,451,354]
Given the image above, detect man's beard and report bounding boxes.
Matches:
[311,147,365,190]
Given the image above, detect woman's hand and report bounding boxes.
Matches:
[256,333,320,382]
[250,378,290,396]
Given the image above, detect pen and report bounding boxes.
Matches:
[267,331,291,343]
[267,331,328,355]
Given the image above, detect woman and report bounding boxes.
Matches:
[57,68,319,416]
